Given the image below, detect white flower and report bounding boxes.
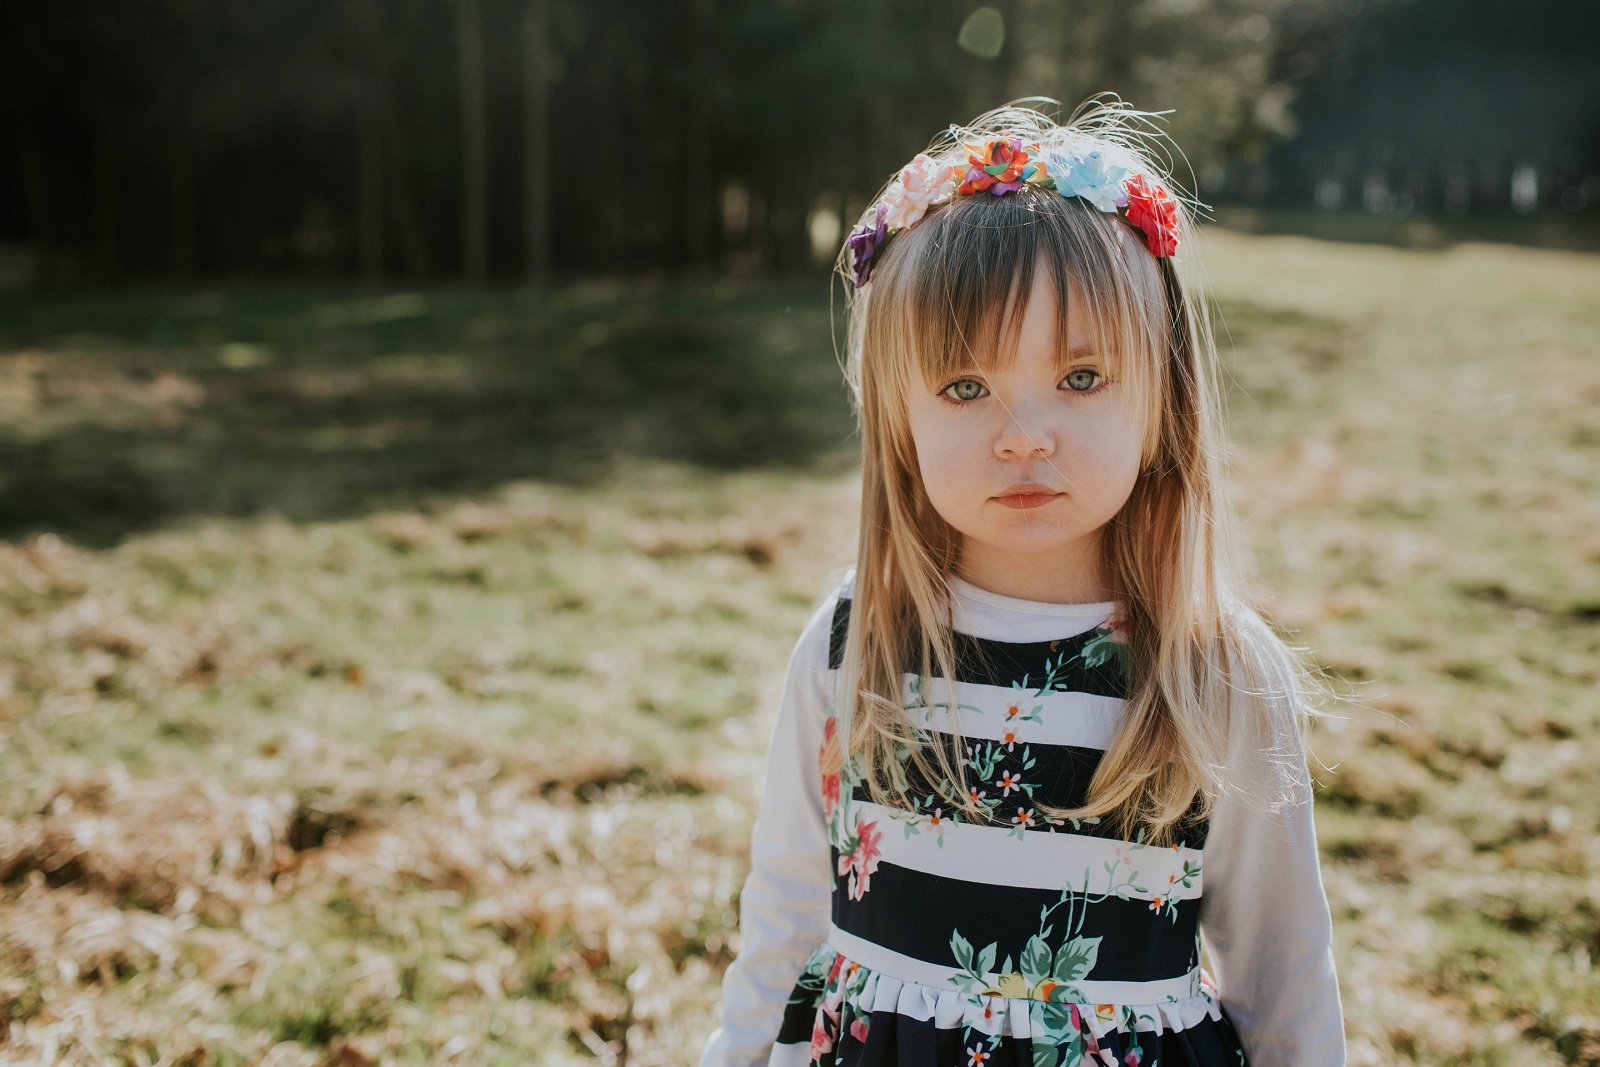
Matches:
[882,153,956,229]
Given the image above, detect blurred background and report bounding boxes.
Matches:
[1,0,1597,290]
[0,3,1597,1066]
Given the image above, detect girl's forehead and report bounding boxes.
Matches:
[934,274,1115,372]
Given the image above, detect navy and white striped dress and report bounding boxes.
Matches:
[701,575,1344,1067]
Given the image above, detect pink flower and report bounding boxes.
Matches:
[882,153,955,229]
[1012,807,1035,829]
[997,771,1022,796]
[809,1017,833,1061]
[837,819,883,900]
[850,1017,870,1042]
[967,1043,991,1066]
[1000,728,1019,751]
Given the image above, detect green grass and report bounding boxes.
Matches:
[0,231,1598,1065]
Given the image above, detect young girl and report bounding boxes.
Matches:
[700,102,1344,1067]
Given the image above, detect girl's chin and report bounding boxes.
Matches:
[964,527,1087,555]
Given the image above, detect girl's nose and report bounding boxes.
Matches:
[994,406,1056,459]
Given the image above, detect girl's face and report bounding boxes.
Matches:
[904,270,1149,601]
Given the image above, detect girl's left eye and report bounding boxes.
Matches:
[943,379,988,401]
[1061,368,1101,392]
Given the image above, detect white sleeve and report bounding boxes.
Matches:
[699,590,839,1067]
[1199,654,1346,1067]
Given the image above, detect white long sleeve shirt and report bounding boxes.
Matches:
[701,577,1345,1067]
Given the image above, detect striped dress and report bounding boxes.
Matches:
[701,575,1344,1067]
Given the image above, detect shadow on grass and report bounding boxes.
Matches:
[0,279,857,545]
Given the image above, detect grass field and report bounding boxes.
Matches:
[0,230,1597,1066]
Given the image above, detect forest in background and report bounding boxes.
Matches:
[3,0,1596,287]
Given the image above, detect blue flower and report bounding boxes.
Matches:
[1045,144,1131,213]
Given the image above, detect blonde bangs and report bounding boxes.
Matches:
[865,188,1168,465]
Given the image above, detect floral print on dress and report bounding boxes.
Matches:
[786,946,1190,1067]
[836,816,883,900]
[782,597,1246,1067]
[820,717,843,821]
[1076,615,1130,675]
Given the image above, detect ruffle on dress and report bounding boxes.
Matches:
[773,949,1247,1067]
[847,966,1223,1040]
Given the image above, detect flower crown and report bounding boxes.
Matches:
[845,134,1181,289]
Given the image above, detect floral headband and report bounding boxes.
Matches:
[845,135,1181,289]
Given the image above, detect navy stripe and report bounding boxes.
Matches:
[827,597,1127,699]
[831,856,1202,985]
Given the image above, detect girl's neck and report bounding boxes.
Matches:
[954,532,1114,605]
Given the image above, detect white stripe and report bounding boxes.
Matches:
[827,925,1205,1006]
[854,801,1204,901]
[766,1042,812,1067]
[896,677,1125,751]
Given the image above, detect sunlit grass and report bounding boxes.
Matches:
[1,231,1598,1065]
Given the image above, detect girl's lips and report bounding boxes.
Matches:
[994,486,1063,510]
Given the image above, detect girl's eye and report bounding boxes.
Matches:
[1061,368,1101,392]
[943,379,987,402]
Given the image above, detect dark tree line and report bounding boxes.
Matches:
[0,0,1315,285]
[1262,0,1600,215]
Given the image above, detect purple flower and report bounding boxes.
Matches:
[847,204,889,287]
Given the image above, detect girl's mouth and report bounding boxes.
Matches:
[994,485,1063,510]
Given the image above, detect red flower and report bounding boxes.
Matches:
[819,718,842,820]
[1123,174,1179,257]
[850,1018,870,1043]
[959,138,1035,196]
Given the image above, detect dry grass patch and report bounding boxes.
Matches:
[1,233,1599,1064]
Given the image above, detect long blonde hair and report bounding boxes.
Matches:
[832,100,1313,843]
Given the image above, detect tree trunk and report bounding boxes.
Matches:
[456,0,489,283]
[354,0,388,281]
[522,0,550,287]
[93,130,118,280]
[171,143,198,277]
[357,100,385,280]
[681,0,715,270]
[21,128,53,289]
[382,107,432,279]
